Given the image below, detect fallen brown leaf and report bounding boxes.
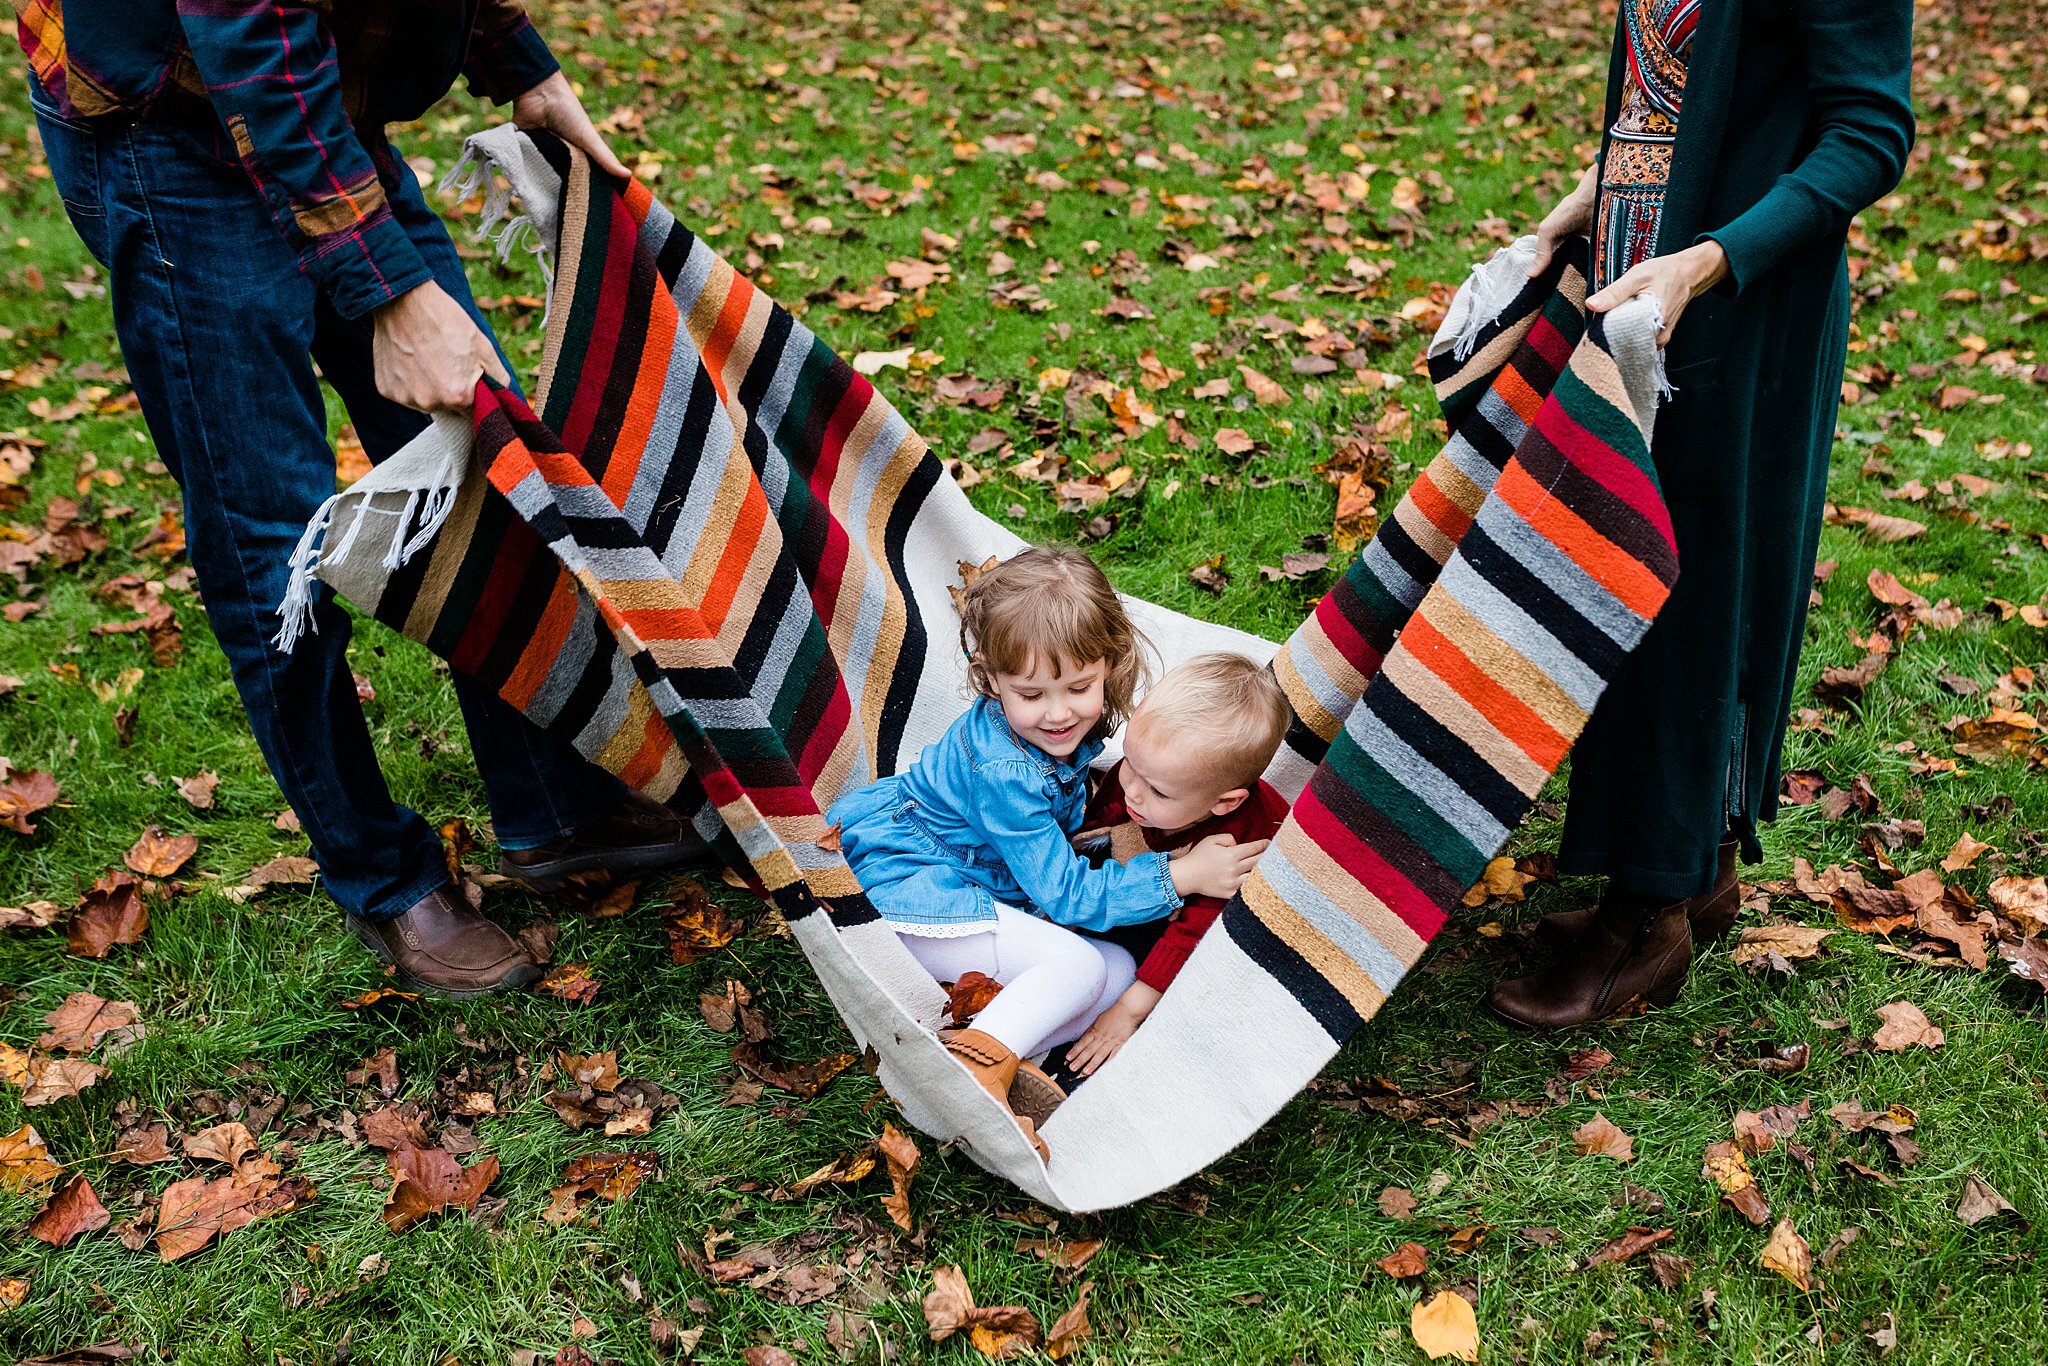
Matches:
[1731,923,1834,970]
[1582,1225,1673,1269]
[1019,1236,1104,1272]
[1956,1174,2019,1226]
[784,1146,877,1198]
[27,1173,109,1247]
[22,1056,109,1107]
[175,771,219,810]
[1871,1000,1944,1052]
[541,1151,659,1225]
[1046,1280,1094,1360]
[66,872,148,958]
[37,992,139,1054]
[1702,1141,1770,1226]
[663,878,744,964]
[1377,1241,1429,1279]
[0,765,59,835]
[155,1171,312,1262]
[383,1145,499,1233]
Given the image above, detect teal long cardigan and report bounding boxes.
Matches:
[1558,0,1916,898]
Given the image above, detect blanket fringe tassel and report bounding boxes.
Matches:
[439,145,557,318]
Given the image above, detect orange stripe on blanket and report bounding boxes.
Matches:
[1495,461,1667,619]
[617,703,678,791]
[601,298,679,507]
[502,574,584,710]
[1400,611,1570,768]
[699,479,769,634]
[1405,469,1475,544]
[699,273,755,398]
[1495,362,1546,424]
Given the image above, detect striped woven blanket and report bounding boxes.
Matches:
[282,126,1674,1211]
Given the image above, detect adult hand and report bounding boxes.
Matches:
[512,71,630,179]
[1169,832,1270,901]
[1528,163,1600,278]
[1586,240,1730,346]
[372,280,510,413]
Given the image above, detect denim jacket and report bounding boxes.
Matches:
[828,697,1181,934]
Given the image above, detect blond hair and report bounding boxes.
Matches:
[957,546,1149,736]
[1131,652,1290,789]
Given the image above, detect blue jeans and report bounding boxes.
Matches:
[30,86,625,922]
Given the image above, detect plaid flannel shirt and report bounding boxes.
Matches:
[15,1,560,318]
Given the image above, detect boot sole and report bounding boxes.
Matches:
[1008,1066,1068,1128]
[499,833,715,894]
[346,915,545,1000]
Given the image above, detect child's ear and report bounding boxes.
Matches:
[1209,787,1250,818]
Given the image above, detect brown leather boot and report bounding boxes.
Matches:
[1536,840,1742,954]
[942,1028,1051,1161]
[499,790,713,892]
[346,887,543,998]
[1486,895,1693,1031]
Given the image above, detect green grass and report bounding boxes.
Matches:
[3,0,2047,1361]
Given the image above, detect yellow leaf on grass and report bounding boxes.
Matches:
[1760,1217,1813,1290]
[1411,1290,1480,1362]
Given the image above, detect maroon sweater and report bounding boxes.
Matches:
[1077,761,1290,992]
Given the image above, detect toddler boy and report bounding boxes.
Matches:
[1065,652,1292,1076]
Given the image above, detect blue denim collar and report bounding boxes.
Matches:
[973,695,1102,787]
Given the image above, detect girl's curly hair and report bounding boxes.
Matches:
[957,545,1150,738]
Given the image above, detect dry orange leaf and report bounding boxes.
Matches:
[1045,1280,1094,1360]
[155,1172,312,1262]
[123,825,197,878]
[0,1124,64,1193]
[1411,1290,1480,1362]
[879,1121,921,1233]
[1702,1140,1771,1226]
[1573,1112,1635,1162]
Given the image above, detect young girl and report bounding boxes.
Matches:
[827,547,1267,1160]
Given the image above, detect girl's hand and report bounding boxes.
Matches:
[1067,984,1162,1076]
[1529,163,1600,278]
[1169,832,1270,901]
[1586,240,1730,346]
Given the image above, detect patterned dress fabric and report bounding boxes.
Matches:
[1594,0,1703,291]
[291,128,1676,1209]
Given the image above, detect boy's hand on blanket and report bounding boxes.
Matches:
[1587,241,1731,346]
[1170,832,1270,901]
[513,72,632,180]
[373,281,512,414]
[1068,982,1163,1076]
[1528,163,1599,278]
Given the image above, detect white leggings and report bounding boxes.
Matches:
[900,904,1136,1060]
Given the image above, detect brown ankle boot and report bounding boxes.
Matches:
[347,887,543,999]
[499,790,713,893]
[1536,841,1742,954]
[1486,895,1693,1031]
[942,1028,1051,1161]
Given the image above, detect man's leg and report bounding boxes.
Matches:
[308,136,630,852]
[314,134,711,886]
[49,107,535,992]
